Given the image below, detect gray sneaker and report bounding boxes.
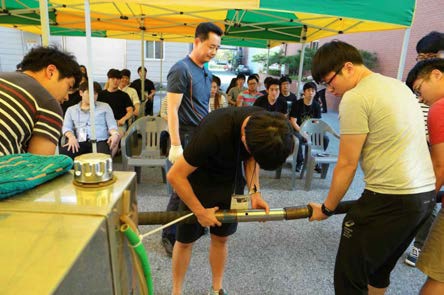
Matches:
[209,288,228,295]
[161,237,174,257]
[405,246,421,267]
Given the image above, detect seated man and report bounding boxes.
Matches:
[0,46,81,156]
[406,58,444,295]
[120,68,141,117]
[226,74,246,106]
[168,107,294,295]
[236,75,261,107]
[254,78,288,115]
[278,76,297,116]
[60,81,120,159]
[98,69,134,135]
[289,81,328,172]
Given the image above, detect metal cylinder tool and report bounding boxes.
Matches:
[138,193,443,225]
[138,200,357,225]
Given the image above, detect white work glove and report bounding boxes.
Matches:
[168,145,183,163]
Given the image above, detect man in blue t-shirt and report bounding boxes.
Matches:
[161,22,223,258]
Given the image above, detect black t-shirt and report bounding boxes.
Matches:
[253,95,288,114]
[183,106,264,207]
[97,89,133,120]
[289,99,321,126]
[279,92,297,104]
[130,78,156,102]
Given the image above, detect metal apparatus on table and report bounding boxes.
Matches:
[0,153,138,295]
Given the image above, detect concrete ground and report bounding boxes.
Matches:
[115,111,427,295]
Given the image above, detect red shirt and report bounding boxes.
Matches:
[428,98,444,202]
[428,98,444,146]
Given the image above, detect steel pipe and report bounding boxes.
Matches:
[138,200,357,225]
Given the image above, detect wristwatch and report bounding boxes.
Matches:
[321,203,334,217]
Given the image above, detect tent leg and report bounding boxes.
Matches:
[397,28,411,81]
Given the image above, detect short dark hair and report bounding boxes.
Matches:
[263,76,274,88]
[279,76,292,85]
[416,31,444,54]
[79,81,102,94]
[21,46,82,88]
[303,81,317,92]
[311,40,363,84]
[107,68,122,79]
[137,66,147,74]
[79,65,88,78]
[236,73,246,80]
[195,22,223,40]
[121,68,131,78]
[248,75,259,83]
[245,111,294,170]
[250,73,260,80]
[212,75,221,87]
[406,58,444,91]
[266,78,280,89]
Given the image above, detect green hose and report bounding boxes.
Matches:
[121,224,154,295]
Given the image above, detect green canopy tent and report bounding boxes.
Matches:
[0,0,417,148]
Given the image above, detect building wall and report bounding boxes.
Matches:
[55,37,127,82]
[0,27,191,86]
[285,0,443,111]
[125,40,191,88]
[285,0,442,80]
[0,28,40,72]
[319,0,443,80]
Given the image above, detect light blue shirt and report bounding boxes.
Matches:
[63,101,117,141]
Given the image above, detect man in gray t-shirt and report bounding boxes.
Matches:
[309,40,436,295]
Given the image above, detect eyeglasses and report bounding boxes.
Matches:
[413,79,425,97]
[321,65,344,87]
[416,53,438,62]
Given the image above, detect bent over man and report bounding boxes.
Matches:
[168,107,294,295]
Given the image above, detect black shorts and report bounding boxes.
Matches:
[334,189,436,294]
[176,200,238,244]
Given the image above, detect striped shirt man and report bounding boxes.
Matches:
[0,72,63,155]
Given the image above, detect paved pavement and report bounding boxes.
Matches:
[115,111,427,295]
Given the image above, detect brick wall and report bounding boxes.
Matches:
[287,0,443,112]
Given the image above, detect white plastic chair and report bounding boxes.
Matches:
[274,134,300,190]
[121,116,168,183]
[299,119,340,191]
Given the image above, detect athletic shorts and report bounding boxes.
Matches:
[334,189,436,294]
[417,206,444,282]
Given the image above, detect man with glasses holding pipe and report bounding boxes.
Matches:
[309,40,436,295]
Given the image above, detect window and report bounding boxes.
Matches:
[310,41,319,51]
[145,41,164,59]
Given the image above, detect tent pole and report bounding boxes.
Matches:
[38,0,50,46]
[160,38,164,92]
[141,26,146,106]
[296,43,306,99]
[84,0,97,153]
[266,42,270,75]
[397,28,411,81]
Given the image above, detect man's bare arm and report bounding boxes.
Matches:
[27,135,57,155]
[431,142,444,193]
